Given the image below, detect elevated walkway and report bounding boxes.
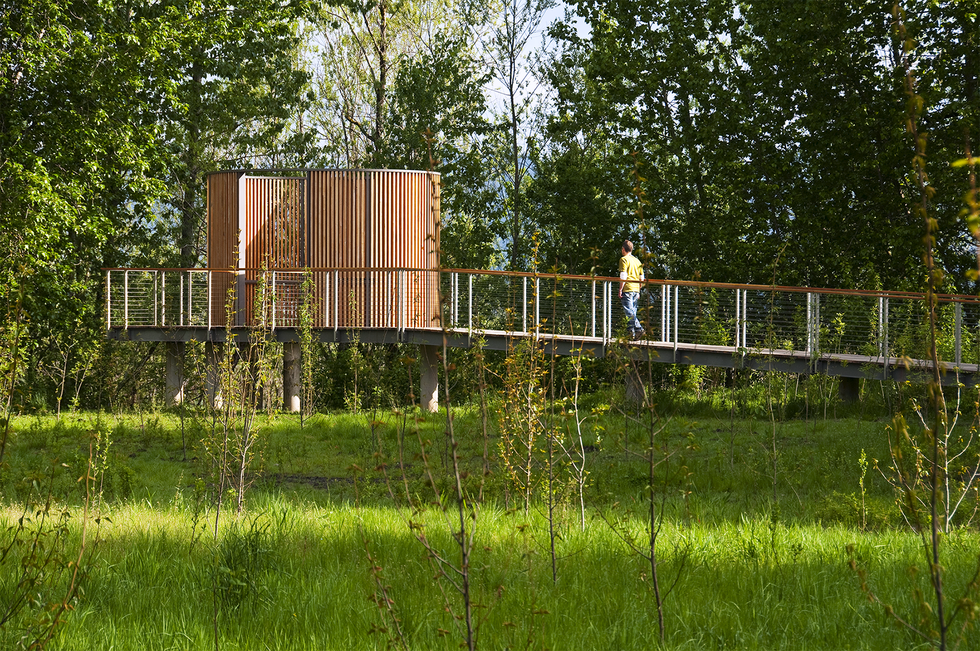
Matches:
[105,268,980,410]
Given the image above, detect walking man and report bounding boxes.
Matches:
[619,240,645,339]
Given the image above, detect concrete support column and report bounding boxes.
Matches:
[420,344,440,413]
[205,342,224,410]
[625,363,645,405]
[165,342,186,406]
[839,376,860,403]
[283,342,302,413]
[238,342,260,408]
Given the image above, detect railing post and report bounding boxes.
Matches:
[106,271,112,329]
[742,290,748,348]
[124,270,129,329]
[603,281,608,342]
[180,273,184,327]
[468,273,473,334]
[451,272,458,328]
[522,277,528,334]
[601,281,607,342]
[955,301,962,365]
[602,281,608,342]
[814,293,820,354]
[271,270,276,331]
[807,293,813,355]
[735,289,742,350]
[606,282,616,340]
[535,276,540,338]
[207,271,212,331]
[806,292,820,357]
[591,279,596,338]
[660,285,665,342]
[736,288,748,349]
[154,271,159,327]
[161,272,166,326]
[806,293,812,355]
[608,281,613,341]
[674,285,681,352]
[333,269,339,334]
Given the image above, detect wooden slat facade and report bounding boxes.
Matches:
[207,169,441,329]
[207,171,240,327]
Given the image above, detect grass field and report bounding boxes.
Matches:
[1,382,978,650]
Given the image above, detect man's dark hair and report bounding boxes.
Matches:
[622,240,633,254]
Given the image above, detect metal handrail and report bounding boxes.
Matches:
[104,267,980,367]
[100,266,980,303]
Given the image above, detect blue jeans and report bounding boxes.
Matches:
[621,291,641,332]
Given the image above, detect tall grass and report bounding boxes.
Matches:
[0,381,976,649]
[1,497,971,650]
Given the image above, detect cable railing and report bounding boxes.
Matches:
[105,268,980,366]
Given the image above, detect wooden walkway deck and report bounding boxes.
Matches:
[107,324,980,386]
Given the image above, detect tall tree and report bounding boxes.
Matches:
[309,0,425,167]
[146,0,316,268]
[0,0,317,407]
[543,0,977,290]
[307,0,503,268]
[531,20,636,275]
[0,0,171,405]
[737,0,915,289]
[483,0,555,270]
[543,0,750,280]
[904,0,980,291]
[386,30,500,269]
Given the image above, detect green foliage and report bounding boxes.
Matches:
[2,379,980,648]
[0,0,317,413]
[216,513,285,612]
[540,0,976,290]
[498,337,547,512]
[0,494,975,650]
[814,490,899,530]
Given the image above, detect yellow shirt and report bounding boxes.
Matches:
[619,253,644,293]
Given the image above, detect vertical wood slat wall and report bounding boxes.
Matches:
[207,171,241,327]
[309,170,367,328]
[209,169,440,330]
[242,176,306,325]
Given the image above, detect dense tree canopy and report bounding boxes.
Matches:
[0,0,315,407]
[540,0,978,287]
[1,0,978,408]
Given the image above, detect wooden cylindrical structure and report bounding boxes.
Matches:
[207,169,441,329]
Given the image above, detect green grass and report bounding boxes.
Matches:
[9,502,977,650]
[1,386,978,650]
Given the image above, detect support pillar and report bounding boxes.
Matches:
[238,342,260,408]
[839,376,860,403]
[625,364,645,405]
[283,342,302,413]
[420,344,440,413]
[205,342,224,410]
[165,342,186,406]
